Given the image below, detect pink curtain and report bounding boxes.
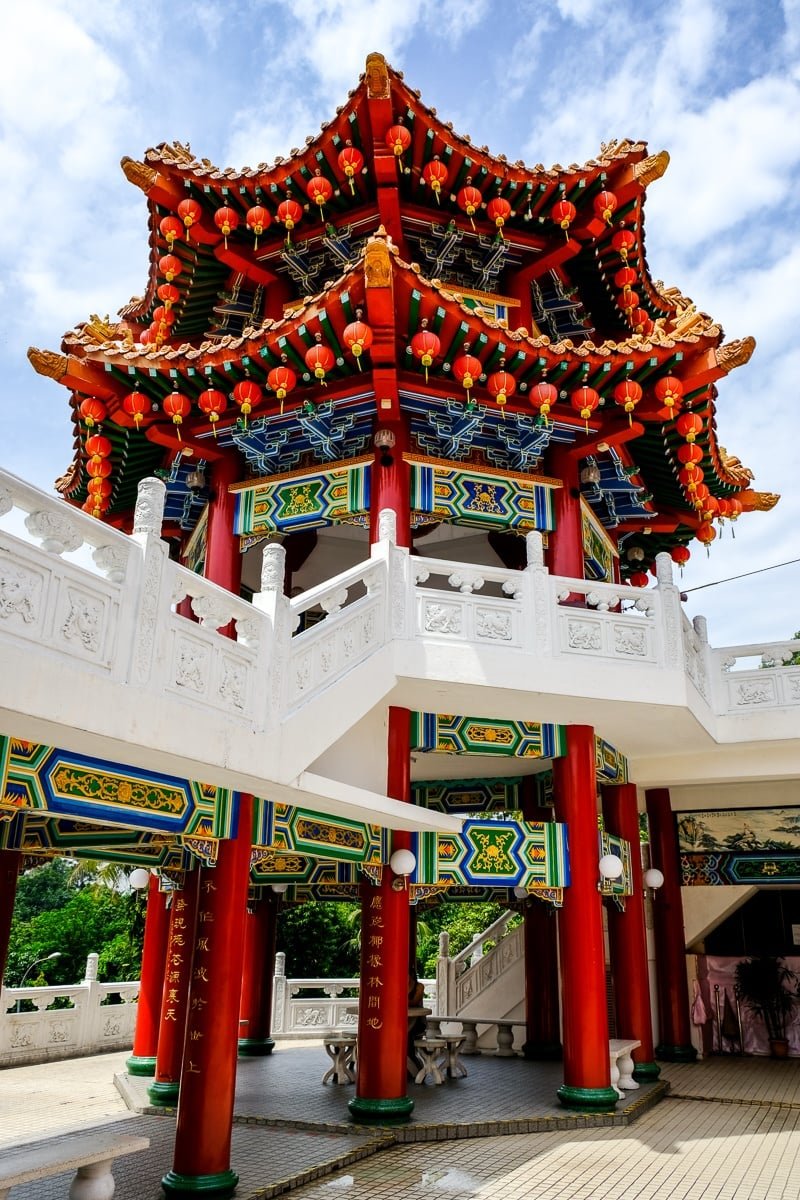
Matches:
[693,956,800,1056]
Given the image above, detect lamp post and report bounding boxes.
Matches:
[16,951,62,1012]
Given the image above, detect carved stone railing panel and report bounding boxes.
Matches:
[287,593,385,707]
[269,974,435,1039]
[454,923,522,1013]
[682,612,711,702]
[413,556,528,650]
[712,640,800,714]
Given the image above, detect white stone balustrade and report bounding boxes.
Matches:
[712,641,800,714]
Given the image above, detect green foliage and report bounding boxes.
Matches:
[734,956,798,1041]
[7,871,143,987]
[277,901,360,978]
[12,859,73,923]
[416,901,513,976]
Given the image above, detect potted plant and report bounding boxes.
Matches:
[734,957,798,1058]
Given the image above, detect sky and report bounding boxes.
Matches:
[0,0,798,649]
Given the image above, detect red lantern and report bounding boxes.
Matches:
[305,336,335,385]
[693,482,710,504]
[163,390,191,439]
[246,204,271,249]
[306,172,333,219]
[677,443,703,465]
[232,379,262,425]
[157,283,180,310]
[214,204,239,248]
[629,572,649,588]
[159,215,183,249]
[177,198,202,240]
[678,464,702,491]
[338,144,364,195]
[83,496,109,518]
[487,196,511,234]
[85,434,111,464]
[342,315,373,369]
[593,190,617,224]
[614,266,637,293]
[452,351,482,403]
[671,545,691,568]
[696,522,716,547]
[487,367,517,411]
[655,375,684,418]
[410,324,441,381]
[149,320,166,346]
[276,197,303,243]
[386,124,411,158]
[152,305,175,328]
[198,387,227,437]
[551,199,576,232]
[699,495,720,521]
[613,379,642,423]
[87,477,112,499]
[612,229,636,261]
[618,290,639,316]
[87,456,112,479]
[123,390,152,429]
[728,497,743,519]
[457,185,482,230]
[676,412,703,443]
[266,364,297,412]
[422,158,448,205]
[630,307,653,335]
[79,397,106,429]
[530,381,558,422]
[158,254,183,282]
[571,385,600,432]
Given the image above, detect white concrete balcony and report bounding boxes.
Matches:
[1,468,799,817]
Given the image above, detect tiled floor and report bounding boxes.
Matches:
[3,1049,800,1199]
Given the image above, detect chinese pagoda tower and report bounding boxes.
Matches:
[26,50,776,1200]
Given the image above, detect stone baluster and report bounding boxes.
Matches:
[435,930,451,1016]
[252,543,291,727]
[525,529,551,656]
[654,551,683,670]
[271,951,287,1035]
[370,506,408,638]
[127,478,169,687]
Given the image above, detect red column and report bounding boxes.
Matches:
[349,706,413,1123]
[0,849,20,989]
[601,784,660,1080]
[369,397,410,549]
[126,874,170,1076]
[238,894,278,1056]
[546,449,584,580]
[148,871,201,1106]
[520,786,561,1060]
[203,454,241,597]
[553,726,618,1109]
[162,795,254,1198]
[646,787,696,1061]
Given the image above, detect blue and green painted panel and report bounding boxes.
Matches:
[232,458,371,536]
[411,713,565,758]
[253,799,388,866]
[599,829,633,897]
[414,819,569,889]
[409,457,556,532]
[412,773,554,814]
[596,738,629,784]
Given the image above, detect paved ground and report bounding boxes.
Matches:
[2,1048,800,1198]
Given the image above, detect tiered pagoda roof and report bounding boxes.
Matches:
[30,52,776,574]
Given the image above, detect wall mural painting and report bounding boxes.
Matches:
[678,807,800,886]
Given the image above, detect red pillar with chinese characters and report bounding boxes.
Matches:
[162,795,254,1198]
[349,706,413,1123]
[547,448,584,580]
[601,783,660,1080]
[126,873,170,1076]
[147,871,201,1105]
[238,894,279,1056]
[646,787,696,1061]
[520,784,561,1060]
[553,725,618,1109]
[0,849,21,989]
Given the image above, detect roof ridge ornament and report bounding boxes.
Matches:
[633,150,670,187]
[365,51,390,99]
[365,229,393,288]
[27,347,68,381]
[120,156,157,192]
[716,336,756,373]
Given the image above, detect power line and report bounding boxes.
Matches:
[683,557,800,594]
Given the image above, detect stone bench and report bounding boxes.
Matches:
[609,1037,641,1097]
[0,1128,149,1199]
[322,1030,357,1085]
[427,1016,525,1056]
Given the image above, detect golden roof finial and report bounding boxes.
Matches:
[633,150,670,187]
[27,347,67,381]
[365,230,392,288]
[715,336,756,373]
[120,156,157,192]
[365,52,390,99]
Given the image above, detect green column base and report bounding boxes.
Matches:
[161,1168,239,1198]
[632,1060,661,1082]
[557,1084,619,1111]
[523,1040,562,1062]
[125,1054,156,1077]
[656,1042,697,1063]
[237,1036,275,1057]
[348,1095,414,1124]
[147,1079,179,1106]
